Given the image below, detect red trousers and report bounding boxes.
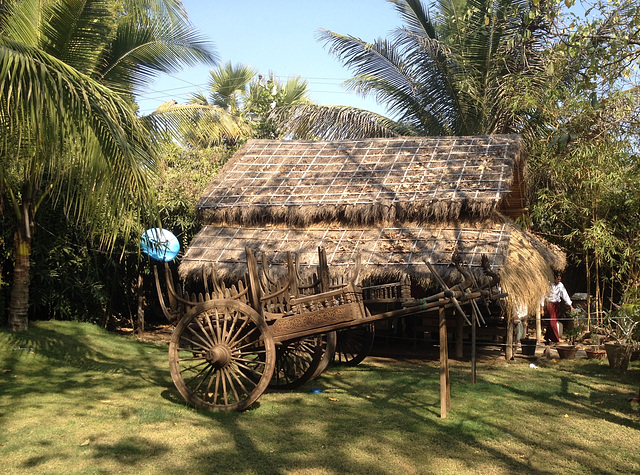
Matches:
[545,302,561,342]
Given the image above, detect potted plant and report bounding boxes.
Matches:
[604,313,638,370]
[556,327,580,359]
[585,333,606,360]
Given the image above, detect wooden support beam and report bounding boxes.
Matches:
[536,306,542,341]
[471,305,477,385]
[439,302,450,418]
[505,313,514,360]
[317,247,330,293]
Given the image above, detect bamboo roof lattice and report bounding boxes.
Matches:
[180,221,510,279]
[197,135,524,226]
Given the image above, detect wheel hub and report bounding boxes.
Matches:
[206,345,233,369]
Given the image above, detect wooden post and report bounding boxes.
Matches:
[536,306,542,341]
[439,302,450,418]
[471,305,477,385]
[455,315,464,359]
[505,315,514,360]
[317,247,330,293]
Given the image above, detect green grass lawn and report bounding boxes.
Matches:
[1,321,639,474]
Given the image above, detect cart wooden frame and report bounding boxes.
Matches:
[155,247,502,411]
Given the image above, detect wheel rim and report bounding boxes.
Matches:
[269,336,324,389]
[310,331,337,380]
[334,324,375,366]
[169,300,275,411]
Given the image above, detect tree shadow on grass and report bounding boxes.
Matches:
[163,357,640,474]
[20,436,170,471]
[1,321,170,383]
[4,324,639,474]
[90,436,169,465]
[0,321,173,412]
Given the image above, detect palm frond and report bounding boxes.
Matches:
[121,0,189,23]
[0,37,157,248]
[267,104,415,140]
[207,62,257,111]
[99,13,217,93]
[280,76,312,105]
[388,0,437,39]
[0,0,42,45]
[41,0,115,75]
[144,103,252,148]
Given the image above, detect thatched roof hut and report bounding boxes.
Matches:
[180,135,564,313]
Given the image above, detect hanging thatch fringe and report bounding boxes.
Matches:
[178,219,565,311]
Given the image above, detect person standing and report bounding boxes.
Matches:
[541,272,574,343]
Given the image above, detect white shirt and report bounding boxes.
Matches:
[548,282,572,306]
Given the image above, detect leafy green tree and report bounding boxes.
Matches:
[155,143,233,243]
[527,0,640,311]
[0,0,217,331]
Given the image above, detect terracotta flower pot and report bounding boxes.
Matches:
[556,345,578,359]
[585,348,606,360]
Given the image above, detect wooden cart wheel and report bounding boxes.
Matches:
[269,336,324,389]
[334,324,375,366]
[169,299,275,411]
[310,331,337,380]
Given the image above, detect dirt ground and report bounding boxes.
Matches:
[115,324,173,345]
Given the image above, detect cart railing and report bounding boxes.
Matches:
[154,246,361,325]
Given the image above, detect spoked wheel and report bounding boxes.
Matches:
[269,336,324,389]
[310,331,337,380]
[169,300,275,411]
[334,324,375,366]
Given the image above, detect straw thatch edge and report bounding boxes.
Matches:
[196,199,503,227]
[177,219,564,317]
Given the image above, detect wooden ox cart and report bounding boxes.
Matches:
[154,247,503,411]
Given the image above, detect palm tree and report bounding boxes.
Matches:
[201,62,258,114]
[183,63,313,144]
[273,0,558,139]
[0,0,217,331]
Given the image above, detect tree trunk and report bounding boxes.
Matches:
[136,272,145,334]
[8,229,31,331]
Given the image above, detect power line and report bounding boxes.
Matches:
[136,71,358,101]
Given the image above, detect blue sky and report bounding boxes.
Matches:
[136,0,403,116]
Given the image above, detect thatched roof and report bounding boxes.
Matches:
[197,135,524,226]
[181,134,563,313]
[179,219,565,312]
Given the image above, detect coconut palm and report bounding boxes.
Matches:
[272,0,558,139]
[0,0,217,331]
[182,63,313,145]
[201,62,258,114]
